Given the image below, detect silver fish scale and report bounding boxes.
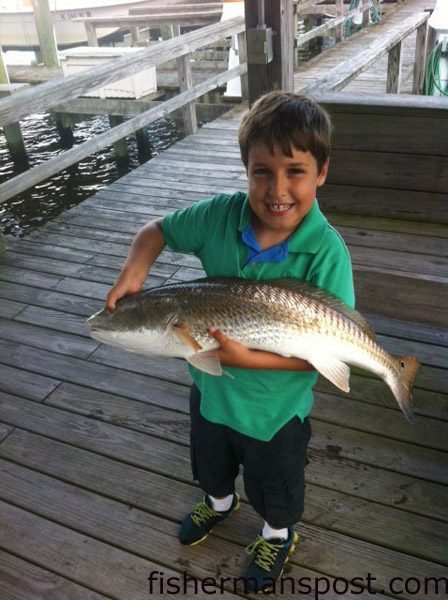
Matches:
[164,279,399,375]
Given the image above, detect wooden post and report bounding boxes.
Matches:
[244,0,294,106]
[31,0,60,68]
[55,112,74,148]
[176,54,198,135]
[413,20,428,94]
[237,30,248,100]
[85,22,98,47]
[135,127,152,162]
[0,84,29,169]
[0,45,9,84]
[386,40,403,93]
[362,0,370,28]
[109,115,129,165]
[335,0,344,42]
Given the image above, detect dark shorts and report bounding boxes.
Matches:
[189,385,312,528]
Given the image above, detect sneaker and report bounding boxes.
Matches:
[178,493,240,546]
[244,528,298,592]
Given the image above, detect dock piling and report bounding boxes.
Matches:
[0,84,29,169]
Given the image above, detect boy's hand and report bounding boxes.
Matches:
[106,272,144,311]
[208,328,256,369]
[208,328,314,372]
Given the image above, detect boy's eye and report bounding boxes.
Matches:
[252,168,270,176]
[288,168,304,175]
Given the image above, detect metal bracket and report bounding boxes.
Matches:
[246,28,274,64]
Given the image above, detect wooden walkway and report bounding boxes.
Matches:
[1,102,447,597]
[1,2,447,599]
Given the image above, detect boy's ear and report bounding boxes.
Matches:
[317,158,330,186]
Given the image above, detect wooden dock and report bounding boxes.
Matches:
[1,93,447,597]
[1,2,447,598]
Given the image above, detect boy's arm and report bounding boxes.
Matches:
[106,218,165,311]
[209,328,314,372]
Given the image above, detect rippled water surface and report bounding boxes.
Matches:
[0,112,184,237]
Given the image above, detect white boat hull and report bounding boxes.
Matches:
[0,0,160,48]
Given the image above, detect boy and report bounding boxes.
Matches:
[106,91,354,592]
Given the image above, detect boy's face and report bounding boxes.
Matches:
[247,142,329,240]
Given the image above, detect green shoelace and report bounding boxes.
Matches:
[245,536,285,572]
[191,501,219,527]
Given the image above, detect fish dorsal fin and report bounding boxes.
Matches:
[267,278,377,341]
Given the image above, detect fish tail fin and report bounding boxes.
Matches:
[389,356,420,424]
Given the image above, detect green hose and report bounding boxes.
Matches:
[423,41,448,96]
[344,0,381,40]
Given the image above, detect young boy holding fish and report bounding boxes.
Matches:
[106,92,355,592]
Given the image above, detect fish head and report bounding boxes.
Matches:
[86,289,184,357]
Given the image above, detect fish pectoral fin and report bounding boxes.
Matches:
[170,322,203,352]
[187,350,223,376]
[310,356,351,393]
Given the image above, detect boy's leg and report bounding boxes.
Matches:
[178,385,240,545]
[242,416,311,591]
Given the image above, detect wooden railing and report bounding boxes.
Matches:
[0,16,246,204]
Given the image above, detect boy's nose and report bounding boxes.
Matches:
[270,175,288,200]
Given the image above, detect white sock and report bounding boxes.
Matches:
[209,493,234,512]
[262,522,288,541]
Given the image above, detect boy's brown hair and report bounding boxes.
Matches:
[238,91,332,173]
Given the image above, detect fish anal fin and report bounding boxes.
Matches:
[171,322,203,352]
[187,350,222,376]
[311,356,351,393]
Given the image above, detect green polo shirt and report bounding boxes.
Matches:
[162,192,354,441]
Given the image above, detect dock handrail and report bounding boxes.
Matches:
[295,2,371,47]
[0,16,246,204]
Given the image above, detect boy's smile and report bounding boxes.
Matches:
[247,143,329,248]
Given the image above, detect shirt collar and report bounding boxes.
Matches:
[238,196,327,254]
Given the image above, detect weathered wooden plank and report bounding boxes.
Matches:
[354,268,447,328]
[0,281,102,317]
[315,372,448,422]
[0,342,189,412]
[0,423,13,443]
[0,264,63,289]
[0,298,27,319]
[311,418,448,484]
[5,238,96,263]
[327,112,448,156]
[329,149,447,194]
[0,317,98,360]
[0,550,110,600]
[0,363,60,402]
[313,391,448,452]
[1,252,90,278]
[0,549,110,600]
[337,227,448,258]
[350,245,446,278]
[366,314,448,348]
[328,213,448,239]
[1,501,236,600]
[15,305,90,337]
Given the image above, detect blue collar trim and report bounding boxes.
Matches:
[242,223,289,265]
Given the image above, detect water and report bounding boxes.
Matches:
[0,111,184,237]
